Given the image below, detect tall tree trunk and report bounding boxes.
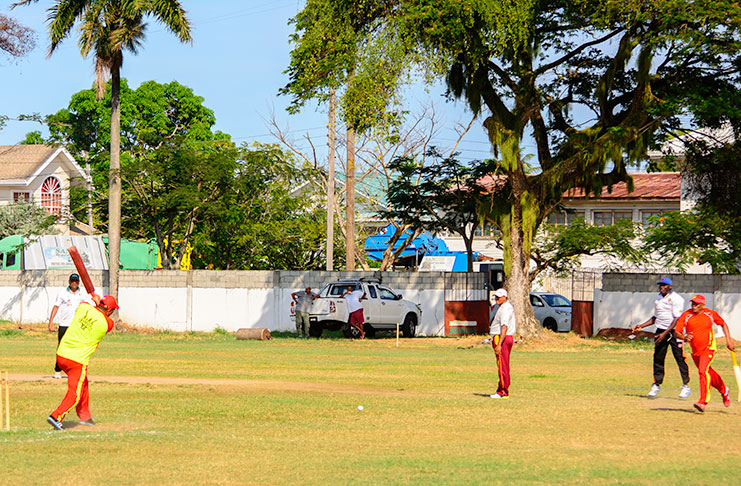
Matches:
[326,89,336,271]
[463,233,474,272]
[108,66,122,306]
[380,223,422,271]
[345,125,356,271]
[503,178,540,338]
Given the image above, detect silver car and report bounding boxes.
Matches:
[530,292,572,332]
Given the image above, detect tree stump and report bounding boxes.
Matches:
[235,328,271,340]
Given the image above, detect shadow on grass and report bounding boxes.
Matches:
[473,392,497,398]
[649,407,698,414]
[625,393,695,402]
[60,420,84,429]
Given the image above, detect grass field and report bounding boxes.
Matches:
[1,324,740,485]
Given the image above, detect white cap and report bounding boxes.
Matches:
[494,288,508,298]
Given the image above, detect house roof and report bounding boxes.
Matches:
[564,173,680,200]
[0,145,61,179]
[0,145,88,185]
[477,172,680,200]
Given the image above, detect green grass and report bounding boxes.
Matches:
[1,326,739,485]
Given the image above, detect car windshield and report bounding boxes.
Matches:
[541,294,571,307]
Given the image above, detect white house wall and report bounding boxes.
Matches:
[0,269,483,337]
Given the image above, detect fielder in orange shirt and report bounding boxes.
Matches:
[674,294,735,412]
[46,294,119,430]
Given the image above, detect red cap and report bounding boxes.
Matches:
[690,294,706,305]
[100,295,119,310]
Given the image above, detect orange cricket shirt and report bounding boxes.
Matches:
[675,308,724,355]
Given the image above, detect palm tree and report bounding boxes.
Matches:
[15,0,191,303]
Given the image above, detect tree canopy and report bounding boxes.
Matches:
[14,0,192,301]
[645,139,741,273]
[384,149,491,271]
[0,201,57,239]
[194,144,326,270]
[37,79,325,270]
[361,0,741,336]
[47,79,220,227]
[0,13,35,60]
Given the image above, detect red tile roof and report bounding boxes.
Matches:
[563,173,680,200]
[477,172,681,200]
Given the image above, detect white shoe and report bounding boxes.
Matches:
[679,385,691,399]
[648,384,661,398]
[53,372,62,379]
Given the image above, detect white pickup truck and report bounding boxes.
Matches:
[308,278,422,338]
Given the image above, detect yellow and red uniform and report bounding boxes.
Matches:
[676,308,727,405]
[51,303,114,422]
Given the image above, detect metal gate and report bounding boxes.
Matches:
[443,272,488,336]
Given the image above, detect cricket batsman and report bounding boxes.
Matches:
[674,294,735,413]
[46,294,119,430]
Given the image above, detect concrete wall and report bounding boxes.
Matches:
[0,269,485,336]
[595,273,741,337]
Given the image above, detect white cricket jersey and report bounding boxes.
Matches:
[53,287,92,327]
[490,301,516,336]
[653,291,685,330]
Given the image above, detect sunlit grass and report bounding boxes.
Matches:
[1,325,739,485]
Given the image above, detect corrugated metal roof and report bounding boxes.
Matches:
[563,173,681,199]
[0,145,59,180]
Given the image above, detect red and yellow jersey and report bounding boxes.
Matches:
[676,308,725,355]
[57,303,114,365]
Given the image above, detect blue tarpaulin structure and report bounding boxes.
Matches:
[364,224,479,271]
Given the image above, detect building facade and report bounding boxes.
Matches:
[0,145,89,234]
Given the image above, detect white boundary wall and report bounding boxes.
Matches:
[595,273,741,337]
[0,270,484,337]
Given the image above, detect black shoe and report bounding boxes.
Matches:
[79,419,96,426]
[47,415,64,430]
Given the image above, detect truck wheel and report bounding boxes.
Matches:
[401,314,417,337]
[308,322,323,338]
[342,323,363,339]
[543,317,558,332]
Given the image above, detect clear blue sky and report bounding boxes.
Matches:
[1,1,496,162]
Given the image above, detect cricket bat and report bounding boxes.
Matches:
[732,351,741,402]
[67,246,95,295]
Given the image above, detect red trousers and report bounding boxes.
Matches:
[691,350,726,405]
[493,335,514,396]
[51,355,92,422]
[348,309,365,337]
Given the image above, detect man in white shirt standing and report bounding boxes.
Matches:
[490,288,516,399]
[48,273,92,378]
[341,285,367,339]
[291,287,318,338]
[632,277,691,398]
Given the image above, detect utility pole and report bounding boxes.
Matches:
[346,125,355,271]
[83,151,93,235]
[326,89,336,271]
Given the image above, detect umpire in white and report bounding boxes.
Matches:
[632,277,691,398]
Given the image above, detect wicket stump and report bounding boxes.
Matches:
[0,370,9,431]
